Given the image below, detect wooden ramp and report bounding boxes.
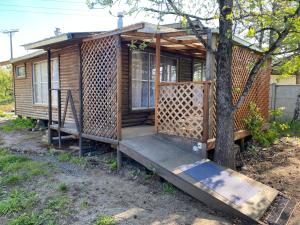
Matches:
[119,134,294,224]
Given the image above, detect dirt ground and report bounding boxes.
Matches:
[240,137,300,225]
[0,126,299,225]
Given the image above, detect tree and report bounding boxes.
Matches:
[88,0,300,168]
[0,66,13,102]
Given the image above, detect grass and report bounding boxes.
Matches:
[0,101,14,112]
[95,215,116,225]
[0,117,35,132]
[162,182,176,194]
[0,189,38,216]
[58,183,68,192]
[57,152,87,166]
[0,148,51,185]
[7,195,71,225]
[108,158,117,171]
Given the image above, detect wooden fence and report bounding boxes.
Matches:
[157,81,210,141]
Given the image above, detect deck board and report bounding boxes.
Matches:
[119,134,278,223]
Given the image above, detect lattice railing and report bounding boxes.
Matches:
[81,35,119,140]
[157,81,206,140]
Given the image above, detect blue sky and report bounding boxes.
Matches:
[0,0,176,61]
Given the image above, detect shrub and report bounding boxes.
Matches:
[245,103,289,147]
[0,118,35,132]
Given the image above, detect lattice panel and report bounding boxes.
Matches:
[81,35,118,139]
[157,82,204,140]
[209,46,271,138]
[232,46,270,131]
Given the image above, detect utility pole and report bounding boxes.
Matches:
[2,29,19,59]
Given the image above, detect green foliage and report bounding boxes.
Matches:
[0,118,35,132]
[0,66,13,102]
[0,148,50,185]
[95,215,116,225]
[8,212,40,225]
[108,158,117,171]
[57,152,87,166]
[162,182,176,194]
[245,103,289,147]
[58,183,68,192]
[0,189,38,215]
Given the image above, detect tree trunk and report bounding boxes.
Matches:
[296,70,300,84]
[214,0,235,169]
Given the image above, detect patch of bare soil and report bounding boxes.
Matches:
[241,137,300,225]
[0,128,241,225]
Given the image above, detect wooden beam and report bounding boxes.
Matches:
[160,31,187,38]
[47,48,52,145]
[78,43,83,156]
[84,22,145,42]
[155,34,161,133]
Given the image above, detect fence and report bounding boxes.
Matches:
[269,84,300,120]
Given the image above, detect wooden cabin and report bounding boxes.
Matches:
[11,23,293,224]
[11,22,270,153]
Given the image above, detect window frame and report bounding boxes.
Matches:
[130,50,178,111]
[32,58,59,106]
[15,64,26,79]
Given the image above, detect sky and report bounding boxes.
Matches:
[0,0,177,61]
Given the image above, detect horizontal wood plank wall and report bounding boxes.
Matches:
[121,44,194,128]
[13,45,80,123]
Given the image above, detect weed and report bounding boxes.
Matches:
[108,159,117,171]
[57,152,86,166]
[80,200,89,209]
[8,212,39,225]
[163,182,176,194]
[46,195,70,211]
[58,183,68,192]
[0,118,35,132]
[0,189,38,215]
[0,148,51,185]
[95,215,116,225]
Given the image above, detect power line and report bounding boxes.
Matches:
[0,8,104,17]
[9,0,86,4]
[0,2,90,12]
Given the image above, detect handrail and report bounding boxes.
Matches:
[49,88,80,149]
[158,80,211,86]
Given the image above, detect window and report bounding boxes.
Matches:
[33,59,59,105]
[15,65,25,78]
[193,60,206,81]
[131,51,177,110]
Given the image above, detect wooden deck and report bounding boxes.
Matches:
[119,133,279,223]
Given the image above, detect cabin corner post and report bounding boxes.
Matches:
[78,43,84,156]
[47,48,53,145]
[116,34,122,141]
[155,34,161,133]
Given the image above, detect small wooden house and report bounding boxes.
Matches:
[10,23,292,224]
[11,22,270,152]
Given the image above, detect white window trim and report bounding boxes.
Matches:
[32,58,59,106]
[15,65,26,78]
[131,51,178,111]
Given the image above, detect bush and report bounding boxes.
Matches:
[244,103,289,147]
[0,118,35,132]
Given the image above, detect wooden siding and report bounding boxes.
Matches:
[121,44,195,127]
[13,45,80,123]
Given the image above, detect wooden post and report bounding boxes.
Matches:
[202,82,210,157]
[47,49,52,145]
[78,44,83,156]
[57,89,62,149]
[116,35,122,141]
[117,146,122,171]
[155,34,161,132]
